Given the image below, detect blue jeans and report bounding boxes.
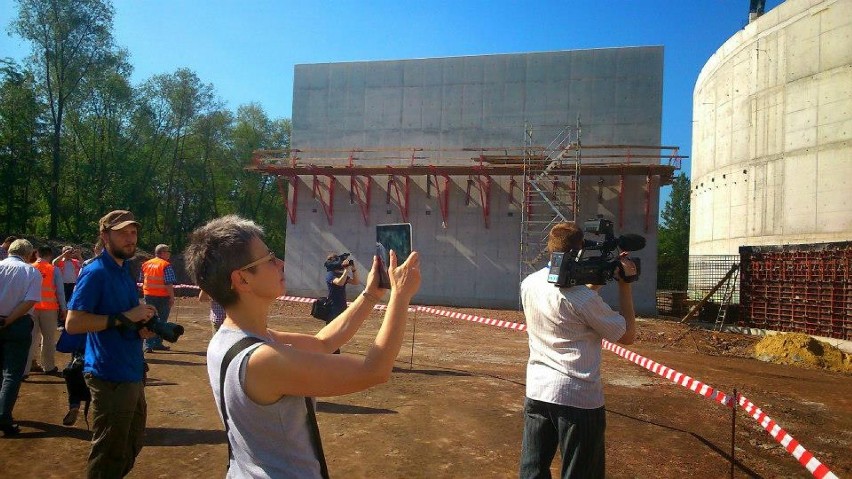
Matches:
[0,315,33,427]
[519,397,606,479]
[143,296,171,349]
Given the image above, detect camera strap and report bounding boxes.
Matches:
[218,336,330,478]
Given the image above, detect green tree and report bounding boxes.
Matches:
[0,59,44,233]
[658,173,691,290]
[12,0,117,237]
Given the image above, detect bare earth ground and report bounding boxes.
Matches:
[3,298,850,478]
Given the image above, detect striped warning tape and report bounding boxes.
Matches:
[738,395,838,479]
[183,291,839,478]
[402,303,838,479]
[602,340,734,406]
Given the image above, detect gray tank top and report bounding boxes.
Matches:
[207,327,322,478]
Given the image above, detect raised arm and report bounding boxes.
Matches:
[247,250,421,402]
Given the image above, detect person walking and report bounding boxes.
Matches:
[26,245,67,376]
[139,244,176,352]
[0,239,41,437]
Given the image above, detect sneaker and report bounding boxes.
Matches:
[150,344,170,351]
[144,347,153,353]
[62,408,79,426]
[30,362,43,373]
[0,423,21,437]
[43,367,60,376]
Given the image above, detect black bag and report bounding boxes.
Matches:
[310,297,332,321]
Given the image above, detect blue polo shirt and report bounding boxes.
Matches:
[68,251,143,382]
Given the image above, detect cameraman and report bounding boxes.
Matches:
[325,253,361,322]
[519,222,636,479]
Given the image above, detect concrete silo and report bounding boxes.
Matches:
[691,0,852,255]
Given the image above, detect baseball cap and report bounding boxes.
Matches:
[99,210,140,232]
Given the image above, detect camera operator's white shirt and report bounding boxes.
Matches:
[521,267,626,409]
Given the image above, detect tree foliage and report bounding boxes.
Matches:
[1,1,291,253]
[658,173,691,290]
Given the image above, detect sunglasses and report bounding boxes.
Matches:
[238,251,277,271]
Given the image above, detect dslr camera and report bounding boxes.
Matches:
[324,252,352,271]
[117,314,185,343]
[547,217,645,287]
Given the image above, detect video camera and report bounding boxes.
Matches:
[547,216,645,287]
[324,252,352,271]
[117,314,185,343]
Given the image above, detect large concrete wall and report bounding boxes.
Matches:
[690,0,852,255]
[288,48,665,313]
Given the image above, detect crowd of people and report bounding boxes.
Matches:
[0,209,638,479]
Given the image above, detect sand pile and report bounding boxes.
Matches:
[753,333,852,373]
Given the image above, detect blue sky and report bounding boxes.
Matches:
[1,0,784,210]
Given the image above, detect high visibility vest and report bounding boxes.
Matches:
[33,260,59,311]
[142,257,171,297]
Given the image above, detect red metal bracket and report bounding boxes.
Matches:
[644,169,652,233]
[276,176,298,224]
[428,171,451,227]
[350,175,372,226]
[465,173,493,228]
[386,169,410,222]
[311,173,335,225]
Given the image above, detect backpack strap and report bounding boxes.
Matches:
[218,337,330,478]
[219,337,264,467]
[305,396,330,479]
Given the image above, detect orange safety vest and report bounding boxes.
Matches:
[33,260,59,311]
[142,257,171,297]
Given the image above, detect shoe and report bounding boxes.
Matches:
[62,408,79,426]
[43,367,60,376]
[144,347,153,353]
[150,344,170,351]
[30,362,43,373]
[0,424,21,437]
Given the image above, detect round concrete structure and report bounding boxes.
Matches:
[690,0,852,255]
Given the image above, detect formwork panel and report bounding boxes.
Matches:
[739,241,851,340]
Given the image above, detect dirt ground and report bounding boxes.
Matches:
[3,298,850,478]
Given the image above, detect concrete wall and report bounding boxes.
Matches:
[691,0,852,255]
[288,48,664,313]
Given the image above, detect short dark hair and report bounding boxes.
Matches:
[547,222,584,254]
[3,236,17,245]
[37,245,54,257]
[184,215,264,307]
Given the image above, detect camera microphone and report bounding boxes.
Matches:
[616,234,646,252]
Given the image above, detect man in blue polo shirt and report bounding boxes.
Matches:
[66,210,157,478]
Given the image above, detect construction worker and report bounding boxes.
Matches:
[139,244,175,352]
[26,246,67,376]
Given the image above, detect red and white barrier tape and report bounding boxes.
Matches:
[178,291,839,478]
[738,395,837,479]
[397,303,838,479]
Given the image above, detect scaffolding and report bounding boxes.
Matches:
[248,134,685,285]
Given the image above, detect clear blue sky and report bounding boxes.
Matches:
[1,0,784,211]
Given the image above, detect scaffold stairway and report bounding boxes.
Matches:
[519,122,582,282]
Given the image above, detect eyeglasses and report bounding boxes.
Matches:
[238,251,277,271]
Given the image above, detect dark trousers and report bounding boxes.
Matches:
[84,374,146,478]
[519,397,606,479]
[143,295,171,349]
[0,315,33,427]
[64,283,76,303]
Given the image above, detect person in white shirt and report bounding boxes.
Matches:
[519,222,637,479]
[0,239,42,436]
